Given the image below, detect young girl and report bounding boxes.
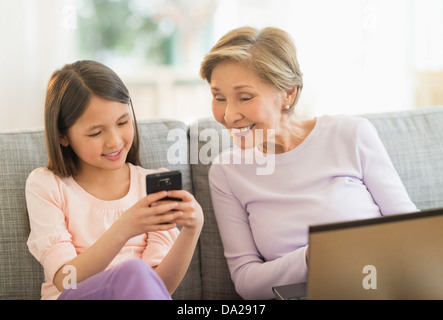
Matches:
[26,60,204,300]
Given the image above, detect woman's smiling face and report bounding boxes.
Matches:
[210,61,289,150]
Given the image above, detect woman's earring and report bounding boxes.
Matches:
[285,105,291,110]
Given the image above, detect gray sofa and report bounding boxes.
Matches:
[1,106,443,300]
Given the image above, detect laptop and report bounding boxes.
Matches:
[273,208,443,300]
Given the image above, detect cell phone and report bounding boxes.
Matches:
[146,170,182,202]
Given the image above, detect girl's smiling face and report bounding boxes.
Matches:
[210,61,295,150]
[59,95,134,176]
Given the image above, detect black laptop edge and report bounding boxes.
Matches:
[309,207,443,234]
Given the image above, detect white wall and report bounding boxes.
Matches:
[213,0,443,117]
[1,0,442,131]
[0,0,76,130]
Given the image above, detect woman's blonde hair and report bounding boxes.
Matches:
[200,26,303,108]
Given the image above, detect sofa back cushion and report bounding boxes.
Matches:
[137,120,202,299]
[0,129,47,299]
[189,118,241,300]
[0,119,200,299]
[364,106,443,210]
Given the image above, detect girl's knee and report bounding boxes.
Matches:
[110,259,170,299]
[58,259,170,300]
[118,259,153,276]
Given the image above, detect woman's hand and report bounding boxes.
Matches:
[117,191,184,240]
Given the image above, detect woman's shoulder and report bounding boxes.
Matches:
[319,114,373,134]
[316,115,380,152]
[320,114,369,126]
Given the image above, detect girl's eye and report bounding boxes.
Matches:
[88,131,101,137]
[118,120,129,126]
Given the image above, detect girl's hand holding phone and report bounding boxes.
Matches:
[159,190,204,234]
[117,191,184,240]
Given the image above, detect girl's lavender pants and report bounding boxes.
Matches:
[57,259,171,300]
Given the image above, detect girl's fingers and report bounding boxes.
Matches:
[153,210,183,226]
[138,191,168,206]
[165,190,194,202]
[138,190,202,230]
[149,201,179,214]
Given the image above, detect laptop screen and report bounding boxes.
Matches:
[307,208,443,300]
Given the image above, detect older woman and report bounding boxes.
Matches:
[200,26,417,299]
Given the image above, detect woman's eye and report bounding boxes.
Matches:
[118,120,129,126]
[214,96,226,102]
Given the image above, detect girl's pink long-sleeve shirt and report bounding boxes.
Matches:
[26,163,179,299]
